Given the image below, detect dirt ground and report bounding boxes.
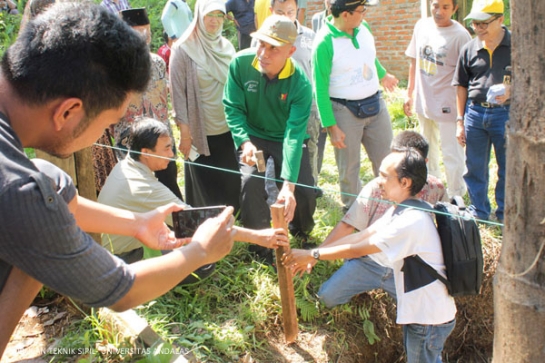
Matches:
[2,295,84,363]
[3,232,500,363]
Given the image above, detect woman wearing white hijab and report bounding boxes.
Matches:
[170,0,240,212]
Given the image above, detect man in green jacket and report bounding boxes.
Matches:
[224,14,316,263]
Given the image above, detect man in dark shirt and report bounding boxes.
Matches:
[452,0,511,222]
[0,3,235,358]
[226,0,256,50]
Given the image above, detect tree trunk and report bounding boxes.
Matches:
[493,1,545,361]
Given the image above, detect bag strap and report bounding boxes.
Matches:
[451,195,466,210]
[394,199,453,294]
[410,255,452,293]
[393,198,434,215]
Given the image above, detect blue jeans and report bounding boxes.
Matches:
[464,103,509,221]
[318,256,396,308]
[403,319,456,363]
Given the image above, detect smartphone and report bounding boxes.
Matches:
[188,145,200,161]
[172,206,226,238]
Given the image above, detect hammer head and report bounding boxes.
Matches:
[254,150,266,172]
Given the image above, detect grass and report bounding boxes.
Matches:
[49,87,503,362]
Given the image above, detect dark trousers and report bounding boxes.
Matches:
[155,156,183,201]
[238,32,252,51]
[185,132,241,214]
[240,136,316,237]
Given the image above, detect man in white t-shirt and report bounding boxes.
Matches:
[284,148,456,363]
[403,0,470,198]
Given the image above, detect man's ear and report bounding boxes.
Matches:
[52,98,84,132]
[401,176,413,192]
[287,44,296,58]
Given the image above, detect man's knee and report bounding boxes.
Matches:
[317,280,345,309]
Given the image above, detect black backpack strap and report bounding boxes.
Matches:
[394,199,454,294]
[393,198,433,216]
[451,195,466,209]
[411,255,452,293]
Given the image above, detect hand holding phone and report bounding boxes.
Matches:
[172,206,227,238]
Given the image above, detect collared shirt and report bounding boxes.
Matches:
[223,48,312,182]
[0,112,134,307]
[98,156,186,254]
[452,26,511,103]
[312,15,379,128]
[250,55,296,79]
[100,0,130,15]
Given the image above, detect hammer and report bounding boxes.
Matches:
[253,150,266,173]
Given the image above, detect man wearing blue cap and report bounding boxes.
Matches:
[452,0,511,222]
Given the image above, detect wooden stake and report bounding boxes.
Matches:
[270,203,298,343]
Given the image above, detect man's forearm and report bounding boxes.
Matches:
[109,244,208,311]
[456,86,468,119]
[317,237,381,261]
[320,221,355,248]
[232,226,259,244]
[407,58,416,97]
[74,195,141,236]
[322,226,376,250]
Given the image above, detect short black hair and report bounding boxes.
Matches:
[393,147,428,196]
[330,0,363,17]
[29,0,55,18]
[129,118,171,161]
[430,0,458,7]
[391,130,429,159]
[2,3,150,122]
[270,0,299,8]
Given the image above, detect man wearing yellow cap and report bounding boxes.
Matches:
[452,0,511,223]
[223,15,316,265]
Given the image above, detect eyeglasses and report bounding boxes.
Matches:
[471,16,500,30]
[350,6,367,15]
[206,13,225,19]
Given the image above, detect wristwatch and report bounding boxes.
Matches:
[456,116,464,122]
[311,249,320,260]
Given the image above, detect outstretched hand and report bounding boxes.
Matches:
[253,227,290,249]
[190,206,236,264]
[282,248,316,277]
[133,203,190,250]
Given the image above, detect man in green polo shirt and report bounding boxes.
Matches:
[223,14,316,264]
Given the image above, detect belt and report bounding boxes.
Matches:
[331,91,380,105]
[471,101,509,108]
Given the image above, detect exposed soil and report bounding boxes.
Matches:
[3,231,499,363]
[2,295,84,363]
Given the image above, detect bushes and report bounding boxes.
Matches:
[0,11,21,57]
[131,0,238,52]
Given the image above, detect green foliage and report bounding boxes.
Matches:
[384,88,419,131]
[0,12,21,57]
[130,0,238,52]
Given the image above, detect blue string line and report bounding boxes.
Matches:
[96,142,504,228]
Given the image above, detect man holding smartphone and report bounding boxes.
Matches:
[0,4,236,358]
